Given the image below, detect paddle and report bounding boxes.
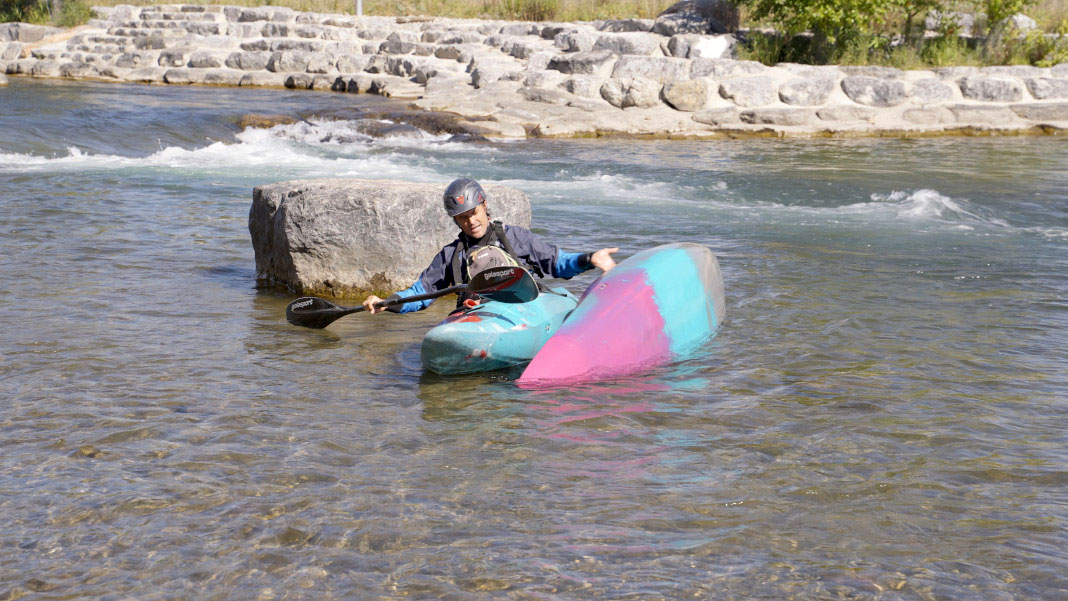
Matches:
[467,266,540,304]
[285,267,538,329]
[286,284,466,329]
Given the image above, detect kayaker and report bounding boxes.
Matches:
[362,177,618,314]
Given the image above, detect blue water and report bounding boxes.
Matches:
[1,78,1066,600]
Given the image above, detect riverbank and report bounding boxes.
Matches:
[3,4,1066,138]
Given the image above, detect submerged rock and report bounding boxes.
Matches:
[249,179,531,297]
[236,113,298,129]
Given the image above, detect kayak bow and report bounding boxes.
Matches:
[518,243,726,385]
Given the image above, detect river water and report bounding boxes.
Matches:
[1,78,1066,600]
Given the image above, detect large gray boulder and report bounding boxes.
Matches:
[249,179,531,297]
[654,0,738,35]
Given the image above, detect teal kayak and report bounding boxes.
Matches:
[420,286,578,375]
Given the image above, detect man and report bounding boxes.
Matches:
[362,178,618,314]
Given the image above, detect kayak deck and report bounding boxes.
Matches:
[420,286,578,375]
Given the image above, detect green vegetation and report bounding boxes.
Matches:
[736,0,1067,67]
[1,0,91,26]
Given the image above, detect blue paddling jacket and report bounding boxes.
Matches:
[386,221,593,313]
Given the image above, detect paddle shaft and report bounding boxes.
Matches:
[286,284,467,328]
[287,267,536,329]
[353,284,467,314]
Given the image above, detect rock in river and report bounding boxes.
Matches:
[249,179,531,297]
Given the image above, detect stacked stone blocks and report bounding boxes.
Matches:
[1,4,1065,136]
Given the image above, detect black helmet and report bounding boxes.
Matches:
[443,178,486,217]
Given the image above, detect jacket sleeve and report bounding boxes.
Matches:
[385,242,459,313]
[503,225,592,279]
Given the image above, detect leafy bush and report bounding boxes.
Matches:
[984,17,1068,63]
[1,0,52,24]
[983,0,1037,31]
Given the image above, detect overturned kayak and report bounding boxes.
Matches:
[518,243,726,385]
[420,287,578,375]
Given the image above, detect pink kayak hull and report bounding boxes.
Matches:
[518,243,725,385]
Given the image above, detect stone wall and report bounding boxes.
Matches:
[2,4,1066,137]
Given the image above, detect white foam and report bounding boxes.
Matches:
[0,117,487,181]
[496,171,707,206]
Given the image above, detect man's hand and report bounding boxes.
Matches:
[362,295,385,314]
[591,247,619,272]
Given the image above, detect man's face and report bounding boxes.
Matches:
[453,202,489,239]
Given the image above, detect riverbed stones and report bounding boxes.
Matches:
[654,0,736,35]
[741,107,814,126]
[902,106,954,125]
[554,28,596,52]
[666,33,733,59]
[949,104,1019,125]
[593,32,662,55]
[10,4,1068,139]
[226,51,271,70]
[601,77,661,108]
[692,107,741,124]
[816,106,876,122]
[0,23,61,42]
[249,179,531,296]
[0,73,7,85]
[662,78,709,111]
[720,76,777,107]
[910,78,955,103]
[599,18,654,33]
[691,57,764,78]
[958,75,1024,102]
[1025,78,1068,100]
[267,50,310,73]
[612,55,690,83]
[1010,102,1068,121]
[547,50,615,75]
[841,76,907,107]
[779,77,834,106]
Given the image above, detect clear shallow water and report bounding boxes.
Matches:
[1,78,1066,600]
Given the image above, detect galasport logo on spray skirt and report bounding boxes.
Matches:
[291,299,315,310]
[480,267,522,291]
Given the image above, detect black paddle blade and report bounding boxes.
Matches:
[469,266,539,303]
[286,296,359,329]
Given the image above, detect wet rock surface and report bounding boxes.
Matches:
[2,4,1065,138]
[249,179,530,296]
